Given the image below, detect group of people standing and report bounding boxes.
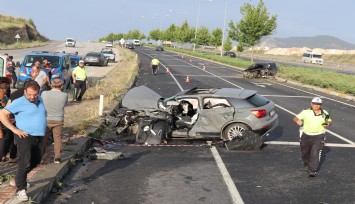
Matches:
[0,53,87,201]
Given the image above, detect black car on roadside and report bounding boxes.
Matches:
[126,44,135,49]
[243,62,280,78]
[83,52,108,66]
[223,51,237,58]
[155,46,164,51]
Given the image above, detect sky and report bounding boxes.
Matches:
[1,0,355,44]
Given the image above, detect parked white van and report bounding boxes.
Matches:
[65,38,76,47]
[132,39,140,46]
[302,51,323,65]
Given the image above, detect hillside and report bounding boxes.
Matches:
[258,35,355,50]
[0,14,47,44]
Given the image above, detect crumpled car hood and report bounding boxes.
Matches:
[122,85,162,110]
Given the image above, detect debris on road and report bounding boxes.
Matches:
[88,147,130,160]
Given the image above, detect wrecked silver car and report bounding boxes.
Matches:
[117,86,278,150]
[243,62,280,79]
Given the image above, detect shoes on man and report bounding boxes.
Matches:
[10,179,31,188]
[54,158,61,164]
[308,171,317,177]
[302,162,309,171]
[16,189,29,202]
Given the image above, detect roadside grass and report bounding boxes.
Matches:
[0,41,47,50]
[160,46,355,95]
[63,47,138,136]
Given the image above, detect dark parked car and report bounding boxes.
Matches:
[117,86,278,150]
[83,52,108,66]
[126,44,135,49]
[223,51,237,58]
[243,62,280,78]
[156,46,164,51]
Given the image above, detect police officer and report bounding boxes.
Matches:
[150,56,160,75]
[293,97,332,177]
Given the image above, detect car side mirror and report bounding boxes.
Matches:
[15,61,21,67]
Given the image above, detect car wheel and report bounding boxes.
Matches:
[222,123,262,150]
[136,119,166,144]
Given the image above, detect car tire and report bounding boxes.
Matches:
[222,123,263,150]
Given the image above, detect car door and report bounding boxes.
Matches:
[189,97,234,136]
[0,55,6,76]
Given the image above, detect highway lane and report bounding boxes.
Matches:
[46,45,355,203]
[134,46,355,203]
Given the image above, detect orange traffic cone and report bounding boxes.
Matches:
[189,59,192,63]
[185,75,190,83]
[166,68,170,74]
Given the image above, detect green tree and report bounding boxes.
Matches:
[164,24,178,42]
[176,19,194,43]
[149,29,162,41]
[126,29,142,39]
[210,28,223,47]
[195,26,211,46]
[223,37,233,52]
[228,0,277,51]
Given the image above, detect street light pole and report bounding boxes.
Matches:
[220,0,228,56]
[193,0,212,52]
[193,3,201,52]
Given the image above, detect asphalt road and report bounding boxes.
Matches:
[44,45,354,203]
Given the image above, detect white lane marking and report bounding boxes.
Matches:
[275,104,355,145]
[265,141,355,148]
[262,95,319,98]
[210,146,245,204]
[270,80,355,108]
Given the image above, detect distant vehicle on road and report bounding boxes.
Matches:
[18,51,72,89]
[126,44,135,49]
[155,46,164,51]
[65,38,76,47]
[118,86,278,150]
[223,51,237,58]
[243,62,280,78]
[132,39,140,46]
[101,48,116,62]
[83,52,108,66]
[302,51,323,65]
[105,42,113,48]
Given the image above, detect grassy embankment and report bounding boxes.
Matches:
[160,46,355,95]
[63,47,138,135]
[0,14,47,50]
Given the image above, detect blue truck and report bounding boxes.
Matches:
[17,51,72,90]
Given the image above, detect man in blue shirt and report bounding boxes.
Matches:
[0,80,46,202]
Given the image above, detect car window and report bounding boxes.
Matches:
[246,94,270,107]
[178,98,199,110]
[203,98,230,109]
[24,55,60,68]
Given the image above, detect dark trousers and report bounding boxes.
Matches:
[0,129,17,160]
[300,134,325,172]
[11,73,17,88]
[14,135,42,191]
[152,65,158,74]
[74,80,87,101]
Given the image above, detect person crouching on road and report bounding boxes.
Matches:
[150,56,160,75]
[41,79,68,163]
[293,97,332,177]
[72,60,87,102]
[0,80,46,202]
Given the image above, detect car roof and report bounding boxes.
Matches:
[70,55,81,60]
[27,51,68,57]
[180,87,257,99]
